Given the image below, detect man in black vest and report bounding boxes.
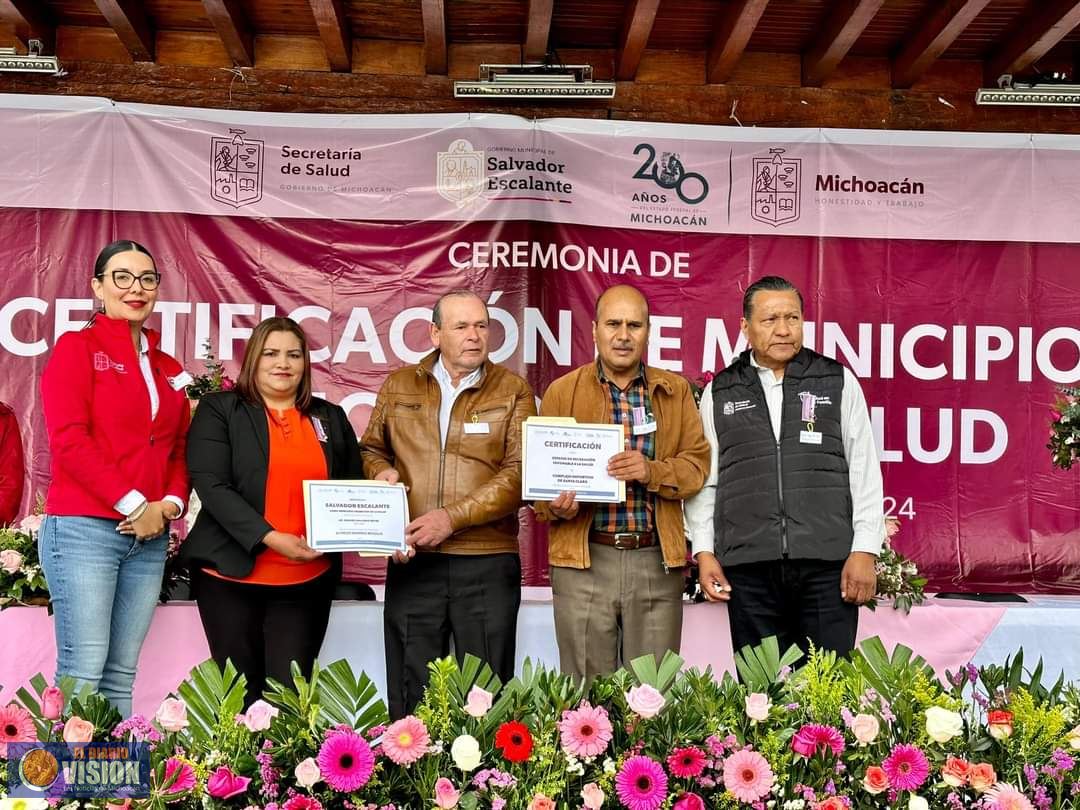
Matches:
[686,276,885,659]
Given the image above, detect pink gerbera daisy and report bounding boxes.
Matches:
[283,797,324,810]
[615,755,668,810]
[722,749,774,803]
[558,703,613,759]
[0,703,37,757]
[881,744,930,792]
[667,746,707,778]
[381,715,430,766]
[159,757,197,795]
[791,724,846,758]
[317,729,376,792]
[986,783,1036,810]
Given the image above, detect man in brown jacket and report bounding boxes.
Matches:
[536,284,710,682]
[361,290,536,717]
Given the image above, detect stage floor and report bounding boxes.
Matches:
[3,590,1078,717]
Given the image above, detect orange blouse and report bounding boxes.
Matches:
[209,407,331,586]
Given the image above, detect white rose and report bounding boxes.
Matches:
[0,549,24,574]
[908,795,929,810]
[294,757,321,789]
[924,706,963,744]
[450,734,481,771]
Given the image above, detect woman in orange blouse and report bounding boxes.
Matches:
[181,317,362,705]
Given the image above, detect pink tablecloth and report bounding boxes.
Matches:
[2,596,1009,717]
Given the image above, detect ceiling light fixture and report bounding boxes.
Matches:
[0,40,62,75]
[976,73,1080,106]
[454,64,616,99]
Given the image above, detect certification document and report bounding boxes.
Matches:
[522,419,625,503]
[304,480,409,556]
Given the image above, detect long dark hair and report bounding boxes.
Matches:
[94,240,156,279]
[235,317,314,413]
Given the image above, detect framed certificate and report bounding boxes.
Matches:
[522,418,626,503]
[303,480,410,556]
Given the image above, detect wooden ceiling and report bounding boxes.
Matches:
[2,0,1080,130]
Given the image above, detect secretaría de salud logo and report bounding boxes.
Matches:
[210,129,264,208]
[751,147,801,227]
[436,139,486,206]
[6,742,150,799]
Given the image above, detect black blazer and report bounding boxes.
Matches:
[180,390,363,579]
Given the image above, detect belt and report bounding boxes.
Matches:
[589,530,656,550]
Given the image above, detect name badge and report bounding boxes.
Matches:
[464,422,490,435]
[632,421,657,436]
[168,371,194,391]
[311,417,328,442]
[799,430,823,445]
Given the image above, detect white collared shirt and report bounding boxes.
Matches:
[113,333,185,519]
[432,355,482,447]
[685,353,885,558]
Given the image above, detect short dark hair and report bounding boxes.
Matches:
[94,240,155,278]
[235,317,314,414]
[743,276,803,319]
[432,290,488,327]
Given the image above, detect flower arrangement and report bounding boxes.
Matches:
[185,340,235,401]
[4,640,1080,809]
[687,371,714,406]
[0,513,48,608]
[1048,386,1080,470]
[869,518,927,614]
[160,530,189,602]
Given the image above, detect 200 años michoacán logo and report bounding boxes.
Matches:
[630,144,709,204]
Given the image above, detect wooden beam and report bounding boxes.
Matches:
[615,0,662,81]
[1,0,56,54]
[802,0,885,86]
[92,0,154,62]
[9,59,1080,134]
[308,0,351,72]
[200,0,253,67]
[707,0,770,84]
[524,0,553,63]
[986,0,1080,84]
[893,0,990,88]
[421,0,447,74]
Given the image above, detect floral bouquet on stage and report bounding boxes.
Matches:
[0,512,48,609]
[1049,386,1080,470]
[184,339,235,402]
[183,341,235,536]
[869,517,927,614]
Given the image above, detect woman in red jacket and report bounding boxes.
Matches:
[40,239,190,717]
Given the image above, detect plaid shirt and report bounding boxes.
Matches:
[593,362,655,534]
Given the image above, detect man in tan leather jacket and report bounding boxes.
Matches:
[536,285,710,683]
[361,290,535,718]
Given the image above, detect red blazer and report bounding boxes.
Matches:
[42,316,190,518]
[0,402,24,524]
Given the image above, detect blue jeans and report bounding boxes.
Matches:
[39,515,167,717]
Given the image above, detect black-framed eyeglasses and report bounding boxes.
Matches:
[100,270,161,291]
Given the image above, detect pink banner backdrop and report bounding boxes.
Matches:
[1,97,1078,592]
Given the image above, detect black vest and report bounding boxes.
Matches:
[710,348,852,565]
